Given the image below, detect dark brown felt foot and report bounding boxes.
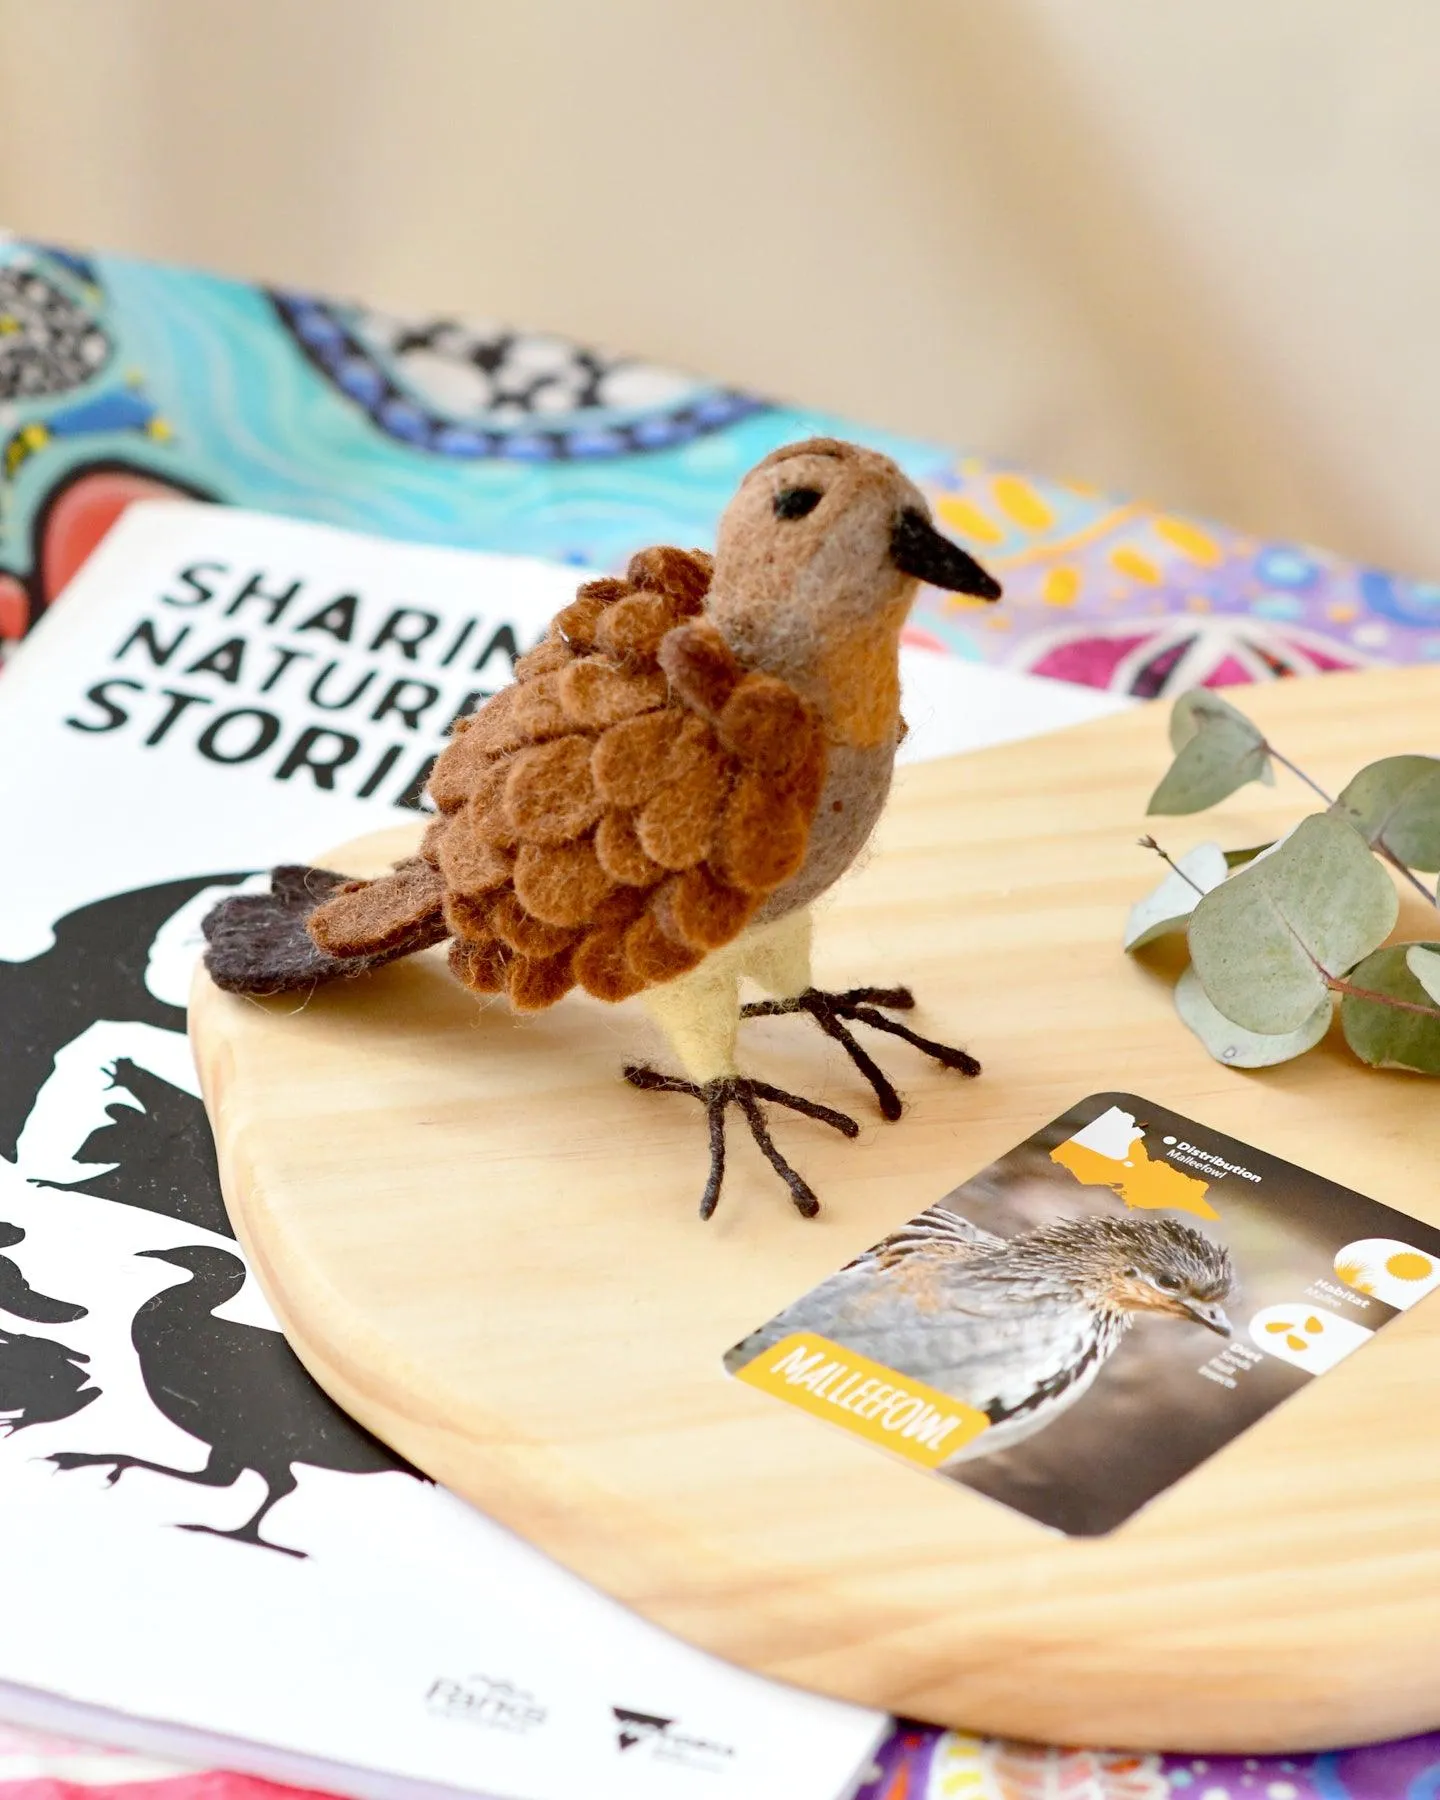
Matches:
[741,986,981,1121]
[623,1065,858,1220]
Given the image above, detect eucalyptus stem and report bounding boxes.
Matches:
[1298,937,1440,1022]
[1326,975,1440,1022]
[1137,835,1205,896]
[1375,840,1439,909]
[1264,739,1438,910]
[1263,743,1334,808]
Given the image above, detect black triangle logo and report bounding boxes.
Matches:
[612,1707,672,1751]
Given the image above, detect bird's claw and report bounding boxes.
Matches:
[48,1451,124,1485]
[741,986,980,1121]
[624,1065,857,1220]
[179,1521,306,1559]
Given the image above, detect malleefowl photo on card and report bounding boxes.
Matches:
[729,1091,1440,1535]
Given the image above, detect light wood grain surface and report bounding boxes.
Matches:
[190,665,1440,1752]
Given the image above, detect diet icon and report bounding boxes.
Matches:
[1248,1302,1372,1375]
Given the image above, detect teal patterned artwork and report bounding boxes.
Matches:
[3,237,1438,696]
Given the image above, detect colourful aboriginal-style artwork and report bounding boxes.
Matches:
[2,235,1438,698]
[854,1725,1440,1800]
[905,463,1424,693]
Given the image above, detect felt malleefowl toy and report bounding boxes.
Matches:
[203,439,1002,1217]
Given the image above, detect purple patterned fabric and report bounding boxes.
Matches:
[851,1726,1440,1800]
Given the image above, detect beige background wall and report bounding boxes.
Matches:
[0,0,1433,576]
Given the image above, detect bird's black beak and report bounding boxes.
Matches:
[1184,1298,1232,1337]
[891,507,1001,600]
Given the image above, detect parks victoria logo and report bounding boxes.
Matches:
[425,1672,546,1733]
[611,1707,735,1771]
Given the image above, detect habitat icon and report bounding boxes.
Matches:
[1335,1238,1440,1311]
[1050,1104,1218,1220]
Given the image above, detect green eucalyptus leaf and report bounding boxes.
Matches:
[1167,689,1262,752]
[1340,943,1440,1073]
[1175,964,1332,1068]
[1408,943,1440,1006]
[1224,842,1276,869]
[1124,843,1229,952]
[1149,691,1274,815]
[1188,813,1398,1033]
[1331,755,1440,872]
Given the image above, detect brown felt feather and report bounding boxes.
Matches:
[361,544,829,1008]
[306,858,446,960]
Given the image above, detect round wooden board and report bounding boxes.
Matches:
[190,665,1440,1753]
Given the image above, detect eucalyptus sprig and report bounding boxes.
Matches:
[1124,691,1440,1073]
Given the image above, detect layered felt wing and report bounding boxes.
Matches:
[310,546,827,1012]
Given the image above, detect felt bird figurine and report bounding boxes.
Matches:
[734,1206,1236,1457]
[203,439,1002,1217]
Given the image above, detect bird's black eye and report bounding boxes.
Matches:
[1155,1272,1183,1293]
[774,486,823,520]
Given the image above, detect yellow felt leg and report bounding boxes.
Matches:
[740,907,814,1001]
[640,949,742,1083]
[640,910,815,1082]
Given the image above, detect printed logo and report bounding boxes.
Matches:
[1334,1238,1440,1311]
[612,1707,734,1771]
[426,1673,547,1733]
[1049,1104,1219,1219]
[1248,1302,1373,1374]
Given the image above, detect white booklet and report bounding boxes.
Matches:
[0,503,1126,1800]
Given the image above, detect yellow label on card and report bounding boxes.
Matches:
[734,1332,989,1469]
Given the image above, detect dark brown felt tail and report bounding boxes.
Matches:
[202,861,448,996]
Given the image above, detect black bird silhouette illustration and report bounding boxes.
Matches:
[42,1058,234,1239]
[0,1328,99,1433]
[0,1221,87,1323]
[0,872,246,1161]
[50,1246,423,1557]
